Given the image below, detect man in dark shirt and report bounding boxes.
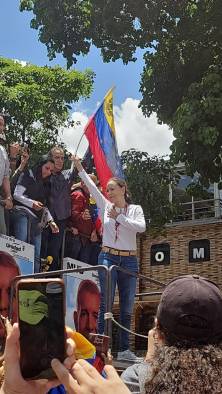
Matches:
[41,146,76,270]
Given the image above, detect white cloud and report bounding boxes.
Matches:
[14,59,28,67]
[114,98,174,156]
[59,112,89,156]
[59,97,174,157]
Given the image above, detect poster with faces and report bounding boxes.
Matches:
[0,234,34,353]
[63,258,100,340]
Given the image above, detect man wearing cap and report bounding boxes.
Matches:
[0,116,13,234]
[64,175,102,265]
[122,274,222,394]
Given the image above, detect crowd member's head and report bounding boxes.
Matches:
[0,116,6,142]
[106,177,131,205]
[32,155,55,180]
[145,275,222,394]
[0,252,20,342]
[73,280,100,340]
[49,146,64,173]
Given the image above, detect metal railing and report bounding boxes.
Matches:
[9,264,166,352]
[106,265,165,346]
[173,198,222,222]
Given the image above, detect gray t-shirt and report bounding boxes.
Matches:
[121,361,151,394]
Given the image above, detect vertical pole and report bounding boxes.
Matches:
[214,183,220,218]
[104,265,113,348]
[191,196,195,220]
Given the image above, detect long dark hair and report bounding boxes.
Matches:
[32,155,54,181]
[107,177,132,203]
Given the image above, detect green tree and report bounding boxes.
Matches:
[121,149,179,232]
[0,57,94,157]
[20,1,222,182]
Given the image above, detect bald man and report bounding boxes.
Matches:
[73,280,100,340]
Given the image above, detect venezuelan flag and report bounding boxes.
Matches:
[84,88,124,192]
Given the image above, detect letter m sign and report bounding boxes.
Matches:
[189,239,210,263]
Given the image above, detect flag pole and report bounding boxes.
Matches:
[70,128,85,171]
[74,130,85,156]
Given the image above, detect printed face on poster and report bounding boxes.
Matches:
[63,258,100,341]
[0,234,34,353]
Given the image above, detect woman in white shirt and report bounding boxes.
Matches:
[74,157,146,361]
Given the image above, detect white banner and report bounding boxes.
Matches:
[0,234,34,275]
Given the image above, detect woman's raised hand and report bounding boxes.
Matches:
[71,155,84,172]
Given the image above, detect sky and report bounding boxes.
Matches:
[0,0,174,156]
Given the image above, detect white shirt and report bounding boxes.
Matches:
[14,179,53,222]
[79,170,146,250]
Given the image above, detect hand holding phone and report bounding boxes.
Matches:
[17,278,66,380]
[88,333,110,374]
[2,321,77,394]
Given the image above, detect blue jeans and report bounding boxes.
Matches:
[41,219,66,270]
[12,210,41,273]
[64,232,101,265]
[98,251,138,351]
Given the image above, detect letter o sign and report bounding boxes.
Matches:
[151,243,170,266]
[155,251,165,262]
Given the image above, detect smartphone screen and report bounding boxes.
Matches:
[17,279,66,380]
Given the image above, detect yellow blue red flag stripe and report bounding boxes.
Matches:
[85,88,124,191]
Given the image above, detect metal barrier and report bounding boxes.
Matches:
[9,265,110,332]
[173,198,222,222]
[9,263,166,352]
[106,265,165,347]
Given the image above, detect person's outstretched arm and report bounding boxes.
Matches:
[73,156,107,211]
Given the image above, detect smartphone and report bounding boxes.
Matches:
[17,278,66,380]
[88,333,110,374]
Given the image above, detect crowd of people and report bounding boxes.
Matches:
[1,115,222,392]
[0,115,105,272]
[1,274,222,394]
[0,114,146,362]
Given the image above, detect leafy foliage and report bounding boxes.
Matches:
[171,66,222,185]
[121,149,179,233]
[0,57,94,157]
[20,1,222,182]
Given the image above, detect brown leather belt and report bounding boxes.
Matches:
[102,246,137,256]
